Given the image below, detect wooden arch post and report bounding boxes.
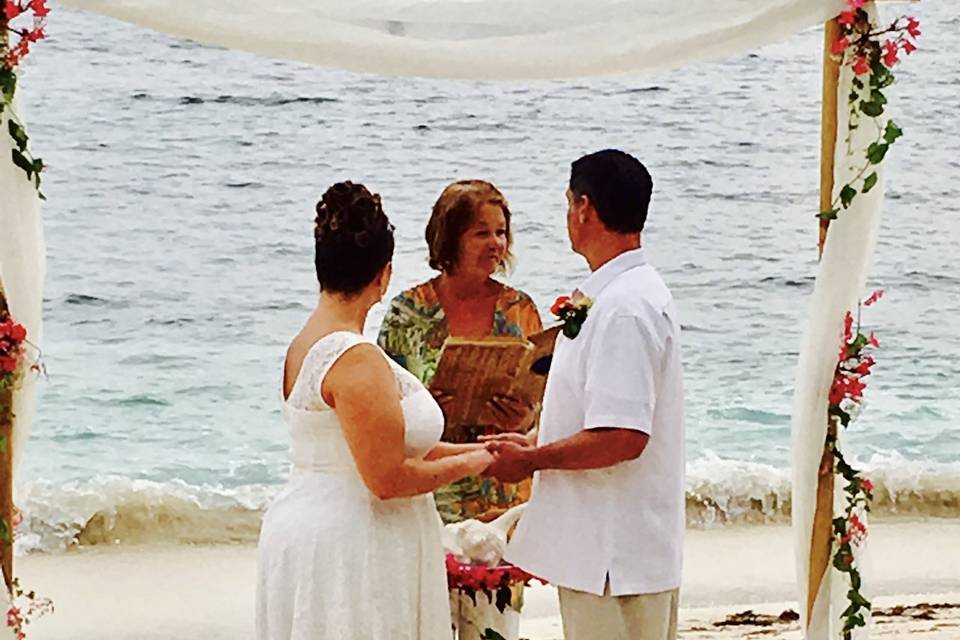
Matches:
[0,1,15,596]
[0,284,13,594]
[807,16,843,630]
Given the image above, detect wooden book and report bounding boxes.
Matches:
[429,325,561,434]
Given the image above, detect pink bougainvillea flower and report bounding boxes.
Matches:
[906,17,921,38]
[838,10,856,26]
[903,40,917,55]
[0,356,18,374]
[868,331,880,348]
[25,27,46,43]
[882,40,900,67]
[832,36,850,55]
[9,323,26,342]
[852,55,870,76]
[29,0,50,17]
[863,289,884,306]
[3,2,24,20]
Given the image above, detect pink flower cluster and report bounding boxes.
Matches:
[0,314,28,374]
[839,514,868,547]
[445,554,544,593]
[2,0,49,69]
[831,1,920,76]
[4,578,53,640]
[829,291,882,409]
[6,606,25,640]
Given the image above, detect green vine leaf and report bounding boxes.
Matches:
[860,101,884,117]
[833,517,847,535]
[11,149,34,178]
[8,119,29,151]
[840,185,857,209]
[818,208,839,221]
[867,142,889,164]
[884,121,903,145]
[862,172,878,194]
[0,69,16,104]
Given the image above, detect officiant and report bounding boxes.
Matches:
[378,179,543,524]
[378,180,542,638]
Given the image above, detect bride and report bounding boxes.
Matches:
[256,181,494,639]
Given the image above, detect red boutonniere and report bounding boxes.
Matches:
[550,293,592,339]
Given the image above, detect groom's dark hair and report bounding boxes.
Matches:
[569,149,652,234]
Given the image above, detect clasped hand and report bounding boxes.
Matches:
[477,432,537,483]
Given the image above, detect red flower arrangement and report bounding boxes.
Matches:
[2,0,48,69]
[0,313,28,377]
[826,290,883,639]
[0,310,50,640]
[817,1,920,237]
[446,554,545,614]
[5,578,53,640]
[1,0,49,195]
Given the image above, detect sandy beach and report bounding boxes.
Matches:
[14,519,960,639]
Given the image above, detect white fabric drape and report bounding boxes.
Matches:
[0,96,45,475]
[58,0,844,80]
[791,5,885,638]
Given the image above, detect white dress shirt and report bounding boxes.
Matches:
[505,248,686,596]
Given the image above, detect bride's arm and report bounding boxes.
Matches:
[325,345,493,500]
[424,442,486,461]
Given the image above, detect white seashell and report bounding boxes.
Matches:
[440,504,527,567]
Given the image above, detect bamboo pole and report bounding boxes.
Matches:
[0,284,13,593]
[807,17,843,630]
[0,2,15,595]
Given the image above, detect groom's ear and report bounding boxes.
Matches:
[577,194,596,225]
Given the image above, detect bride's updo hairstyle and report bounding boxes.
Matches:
[314,182,395,296]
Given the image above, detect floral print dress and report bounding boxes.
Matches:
[378,278,543,524]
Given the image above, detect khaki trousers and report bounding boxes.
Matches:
[558,583,679,640]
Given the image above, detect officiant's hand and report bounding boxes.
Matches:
[486,394,539,433]
[483,441,536,483]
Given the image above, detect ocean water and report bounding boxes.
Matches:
[10,4,960,552]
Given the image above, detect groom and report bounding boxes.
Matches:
[484,149,685,640]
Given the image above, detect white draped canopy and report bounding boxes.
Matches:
[57,0,844,79]
[1,1,883,638]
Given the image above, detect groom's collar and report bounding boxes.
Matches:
[577,248,647,300]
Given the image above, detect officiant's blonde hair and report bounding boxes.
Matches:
[425,180,514,274]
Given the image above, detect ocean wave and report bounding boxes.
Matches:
[13,455,960,554]
[14,477,271,554]
[687,452,960,526]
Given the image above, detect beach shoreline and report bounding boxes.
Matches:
[14,519,960,639]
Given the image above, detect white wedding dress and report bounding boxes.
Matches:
[256,331,451,639]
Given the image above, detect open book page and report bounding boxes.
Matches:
[428,325,560,435]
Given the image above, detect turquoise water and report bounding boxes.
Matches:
[11,3,960,551]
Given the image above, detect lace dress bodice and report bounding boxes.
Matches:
[282,331,444,473]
